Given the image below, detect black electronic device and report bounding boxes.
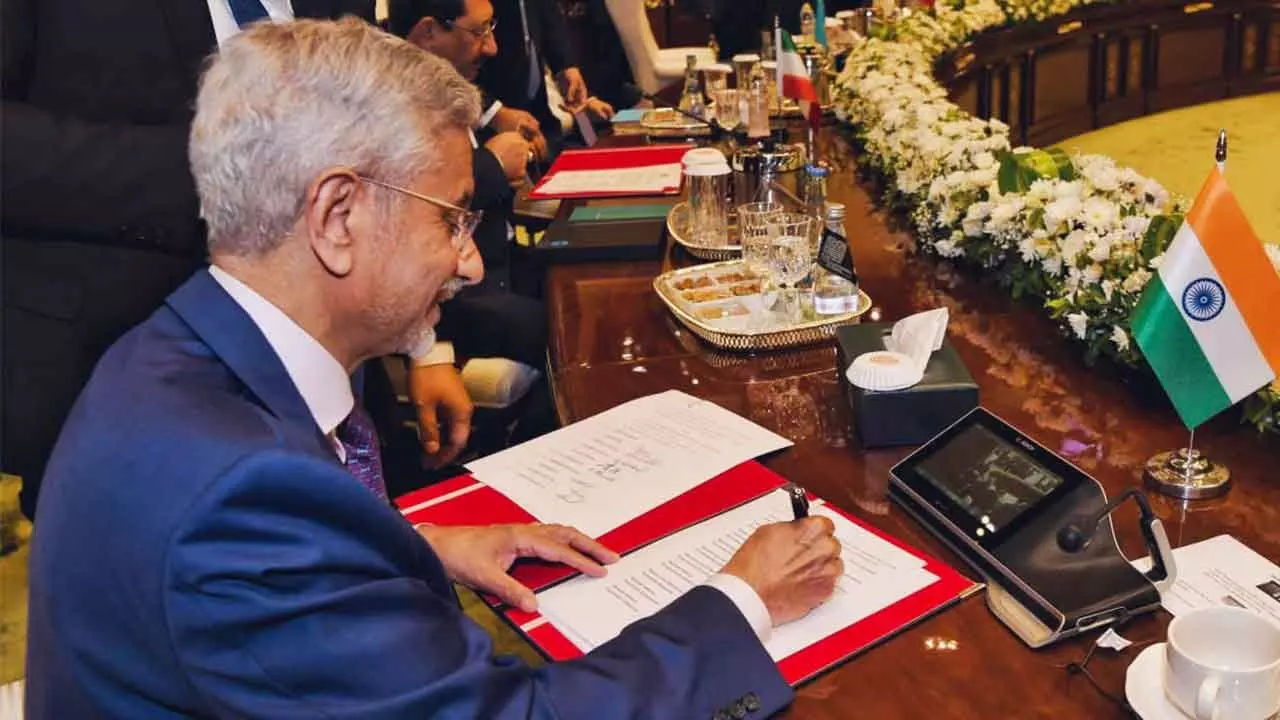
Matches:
[533,203,673,263]
[890,407,1177,647]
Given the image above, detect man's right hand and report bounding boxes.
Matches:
[484,132,532,184]
[490,107,548,161]
[720,516,843,626]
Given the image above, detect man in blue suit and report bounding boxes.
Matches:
[26,18,843,718]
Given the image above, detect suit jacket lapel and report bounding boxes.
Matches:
[166,270,334,455]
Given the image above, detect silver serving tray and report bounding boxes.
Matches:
[667,201,742,261]
[654,259,872,351]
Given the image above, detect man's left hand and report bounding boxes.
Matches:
[558,67,589,109]
[417,523,621,611]
[408,362,473,468]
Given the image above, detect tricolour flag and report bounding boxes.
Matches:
[1131,169,1280,428]
[774,27,821,128]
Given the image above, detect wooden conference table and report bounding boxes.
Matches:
[534,128,1280,718]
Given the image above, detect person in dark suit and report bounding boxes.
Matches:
[0,0,376,519]
[26,19,843,717]
[393,0,558,457]
[476,0,615,148]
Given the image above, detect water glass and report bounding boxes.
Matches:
[682,149,731,246]
[737,202,784,277]
[732,53,761,89]
[766,213,820,322]
[701,64,731,97]
[712,89,743,130]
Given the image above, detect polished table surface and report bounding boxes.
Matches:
[540,129,1280,718]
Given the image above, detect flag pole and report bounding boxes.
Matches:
[1142,131,1234,500]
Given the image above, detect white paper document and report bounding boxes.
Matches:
[465,391,792,538]
[536,491,939,661]
[1133,534,1280,622]
[535,164,682,196]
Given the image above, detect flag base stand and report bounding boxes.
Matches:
[1143,448,1231,500]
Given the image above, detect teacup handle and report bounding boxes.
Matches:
[1195,675,1221,720]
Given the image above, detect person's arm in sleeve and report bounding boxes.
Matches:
[164,450,793,719]
[1,0,203,253]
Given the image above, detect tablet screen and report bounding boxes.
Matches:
[915,424,1065,535]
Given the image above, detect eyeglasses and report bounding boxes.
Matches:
[356,175,482,253]
[441,16,498,40]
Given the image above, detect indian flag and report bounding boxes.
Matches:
[1131,169,1280,428]
[774,27,820,127]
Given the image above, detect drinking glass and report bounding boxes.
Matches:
[766,213,819,322]
[702,64,731,97]
[712,89,742,130]
[737,202,784,277]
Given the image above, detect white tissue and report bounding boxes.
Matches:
[846,308,950,391]
[884,308,949,375]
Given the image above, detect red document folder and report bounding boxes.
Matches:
[396,462,980,686]
[526,145,690,200]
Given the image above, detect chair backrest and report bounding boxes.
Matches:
[604,0,664,95]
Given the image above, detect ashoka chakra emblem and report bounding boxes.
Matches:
[1182,278,1226,321]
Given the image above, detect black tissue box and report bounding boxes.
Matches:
[835,323,979,448]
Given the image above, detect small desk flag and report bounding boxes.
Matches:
[775,27,821,128]
[1131,169,1280,427]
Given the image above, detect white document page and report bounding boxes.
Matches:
[535,164,682,196]
[536,491,939,661]
[1133,534,1280,622]
[465,390,792,538]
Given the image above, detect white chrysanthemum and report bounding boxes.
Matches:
[1111,326,1130,352]
[1067,312,1089,340]
[1044,196,1082,232]
[1082,197,1118,230]
[1123,268,1153,294]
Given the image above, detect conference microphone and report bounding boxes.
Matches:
[1056,487,1174,586]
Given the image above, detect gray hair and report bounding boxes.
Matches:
[190,17,480,255]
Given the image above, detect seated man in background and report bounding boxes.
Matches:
[390,0,559,468]
[477,0,615,154]
[26,19,843,717]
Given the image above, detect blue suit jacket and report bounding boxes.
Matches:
[26,270,793,719]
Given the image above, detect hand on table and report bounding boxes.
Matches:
[720,516,843,625]
[408,362,473,468]
[417,523,621,611]
[577,97,615,121]
[491,107,548,162]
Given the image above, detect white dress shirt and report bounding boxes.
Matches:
[208,267,772,644]
[209,266,352,459]
[207,0,296,46]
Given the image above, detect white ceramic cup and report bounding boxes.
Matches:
[1163,606,1280,720]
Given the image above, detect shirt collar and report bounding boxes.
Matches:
[209,265,353,437]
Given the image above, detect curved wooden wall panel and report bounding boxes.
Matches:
[936,0,1280,147]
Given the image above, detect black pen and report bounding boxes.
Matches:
[787,483,809,520]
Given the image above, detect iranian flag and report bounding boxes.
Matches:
[774,27,821,127]
[1131,169,1280,428]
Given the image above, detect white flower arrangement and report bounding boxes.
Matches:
[832,0,1278,434]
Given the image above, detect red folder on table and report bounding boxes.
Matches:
[527,145,690,200]
[397,461,980,686]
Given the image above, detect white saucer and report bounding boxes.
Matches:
[1126,644,1190,720]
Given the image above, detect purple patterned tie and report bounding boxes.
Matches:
[336,406,388,501]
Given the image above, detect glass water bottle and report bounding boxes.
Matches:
[813,202,860,315]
